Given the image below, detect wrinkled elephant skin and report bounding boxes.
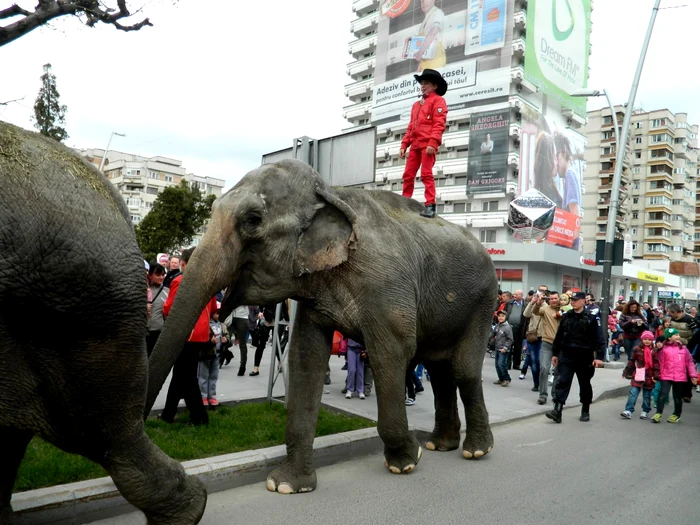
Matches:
[0,121,206,524]
[147,158,497,494]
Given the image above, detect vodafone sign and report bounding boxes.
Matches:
[580,256,597,267]
[487,248,506,255]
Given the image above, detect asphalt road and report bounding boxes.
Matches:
[93,397,700,525]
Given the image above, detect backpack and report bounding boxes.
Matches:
[331,331,347,356]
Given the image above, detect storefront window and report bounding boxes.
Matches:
[496,269,524,293]
[561,274,581,293]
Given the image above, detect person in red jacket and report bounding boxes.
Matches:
[399,68,448,219]
[159,246,218,426]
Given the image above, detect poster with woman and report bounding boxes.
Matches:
[518,106,586,250]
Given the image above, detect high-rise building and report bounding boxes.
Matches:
[581,107,700,305]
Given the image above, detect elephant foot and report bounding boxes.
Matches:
[383,439,422,474]
[425,432,460,452]
[266,464,317,494]
[462,426,494,460]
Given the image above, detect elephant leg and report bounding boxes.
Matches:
[370,347,422,474]
[0,427,33,524]
[266,304,330,495]
[98,429,206,524]
[453,328,494,460]
[422,360,461,452]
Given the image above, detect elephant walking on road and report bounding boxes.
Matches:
[0,122,205,524]
[147,159,498,495]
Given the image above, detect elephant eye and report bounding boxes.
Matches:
[243,212,262,228]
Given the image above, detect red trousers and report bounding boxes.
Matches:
[402,147,436,205]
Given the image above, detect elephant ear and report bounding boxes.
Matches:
[293,187,358,276]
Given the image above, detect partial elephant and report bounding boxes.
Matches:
[146,159,497,494]
[0,122,206,524]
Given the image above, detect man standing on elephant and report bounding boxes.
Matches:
[160,247,217,426]
[399,68,448,219]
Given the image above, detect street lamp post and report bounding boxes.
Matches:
[575,0,662,334]
[99,131,126,172]
[572,88,620,145]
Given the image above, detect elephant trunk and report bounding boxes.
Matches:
[144,229,239,418]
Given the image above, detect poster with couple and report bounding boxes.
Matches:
[518,105,585,250]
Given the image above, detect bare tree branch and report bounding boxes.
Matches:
[0,4,31,20]
[0,1,154,48]
[0,95,25,106]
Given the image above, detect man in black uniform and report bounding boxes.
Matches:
[546,291,606,423]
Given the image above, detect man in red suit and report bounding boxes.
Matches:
[399,68,448,218]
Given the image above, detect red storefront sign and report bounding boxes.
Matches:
[380,0,411,18]
[487,248,506,255]
[546,208,581,248]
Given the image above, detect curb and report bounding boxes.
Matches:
[13,425,430,525]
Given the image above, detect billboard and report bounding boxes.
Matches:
[467,108,510,194]
[371,0,513,124]
[518,105,585,250]
[524,0,592,118]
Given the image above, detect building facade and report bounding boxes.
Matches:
[581,107,700,305]
[78,148,225,227]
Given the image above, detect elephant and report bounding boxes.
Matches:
[0,121,206,524]
[147,158,498,494]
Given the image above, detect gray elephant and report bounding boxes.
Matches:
[146,158,497,494]
[0,122,206,524]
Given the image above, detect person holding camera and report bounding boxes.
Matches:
[531,290,563,405]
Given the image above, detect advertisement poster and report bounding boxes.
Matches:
[467,108,510,194]
[524,0,592,118]
[518,105,586,249]
[371,0,512,124]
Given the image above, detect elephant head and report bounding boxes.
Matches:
[145,159,358,414]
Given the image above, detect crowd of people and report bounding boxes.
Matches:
[491,287,700,423]
[144,248,289,426]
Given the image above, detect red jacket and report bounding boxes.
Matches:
[400,92,448,151]
[163,274,218,343]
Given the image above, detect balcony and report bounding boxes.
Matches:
[345,77,373,99]
[343,100,371,120]
[350,11,378,35]
[513,10,526,27]
[348,33,377,57]
[512,37,525,56]
[346,55,376,77]
[352,0,376,16]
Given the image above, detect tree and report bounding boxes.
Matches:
[0,1,156,48]
[135,181,217,262]
[32,63,68,142]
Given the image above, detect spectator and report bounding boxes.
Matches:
[651,327,698,423]
[493,311,514,387]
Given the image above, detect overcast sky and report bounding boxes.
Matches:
[1,0,697,190]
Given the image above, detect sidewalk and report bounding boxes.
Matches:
[153,342,629,427]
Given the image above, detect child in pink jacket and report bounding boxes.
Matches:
[651,327,698,423]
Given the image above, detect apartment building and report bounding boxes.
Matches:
[78,148,225,228]
[581,107,700,304]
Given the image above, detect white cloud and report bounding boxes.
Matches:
[2,0,699,193]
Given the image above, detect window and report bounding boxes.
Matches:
[482,200,499,212]
[651,133,672,143]
[126,198,140,207]
[631,228,637,235]
[647,196,671,206]
[562,275,581,292]
[632,243,638,251]
[635,137,642,144]
[633,167,641,174]
[149,171,158,179]
[633,197,639,204]
[635,151,641,159]
[646,243,669,253]
[144,202,153,209]
[131,215,141,223]
[602,116,612,124]
[632,212,638,219]
[652,118,667,128]
[480,230,496,243]
[164,175,173,183]
[635,122,643,129]
[633,182,639,189]
[146,186,158,195]
[454,203,466,213]
[358,118,369,125]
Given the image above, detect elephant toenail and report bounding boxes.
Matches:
[403,464,415,473]
[474,450,484,458]
[487,446,493,453]
[389,466,401,474]
[417,446,423,460]
[266,478,277,492]
[383,459,389,468]
[277,483,294,494]
[425,441,436,451]
[463,450,473,459]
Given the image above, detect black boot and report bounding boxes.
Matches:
[545,402,563,423]
[580,405,590,422]
[237,366,245,376]
[420,204,436,218]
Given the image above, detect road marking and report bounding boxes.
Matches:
[518,439,553,448]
